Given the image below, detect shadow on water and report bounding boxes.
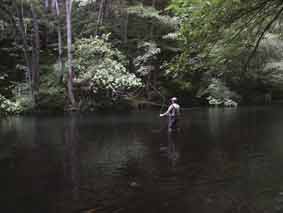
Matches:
[2,108,283,212]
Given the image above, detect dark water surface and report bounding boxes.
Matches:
[1,107,283,212]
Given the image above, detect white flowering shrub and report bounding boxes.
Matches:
[73,35,142,96]
[205,78,239,107]
[0,94,21,115]
[133,42,161,76]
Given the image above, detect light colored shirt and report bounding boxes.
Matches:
[160,103,180,117]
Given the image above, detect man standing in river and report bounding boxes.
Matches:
[160,97,181,132]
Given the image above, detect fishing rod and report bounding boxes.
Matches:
[148,84,166,115]
[147,84,168,133]
[148,83,202,112]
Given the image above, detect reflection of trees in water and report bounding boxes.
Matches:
[184,185,262,213]
[81,127,147,175]
[167,133,179,167]
[177,145,260,213]
[3,111,283,212]
[0,116,68,212]
[0,117,38,146]
[62,114,80,210]
[180,140,283,213]
[207,108,238,138]
[78,127,151,212]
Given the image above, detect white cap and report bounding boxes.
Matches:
[171,97,177,101]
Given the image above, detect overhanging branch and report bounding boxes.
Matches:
[244,4,283,70]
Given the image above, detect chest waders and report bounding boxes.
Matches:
[168,105,179,132]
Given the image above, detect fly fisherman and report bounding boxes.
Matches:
[160,97,181,132]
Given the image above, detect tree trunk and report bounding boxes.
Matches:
[96,0,106,35]
[13,0,33,98]
[104,0,112,19]
[146,75,151,100]
[54,0,64,82]
[57,20,64,82]
[123,9,129,44]
[150,0,156,39]
[31,3,40,101]
[66,0,76,107]
[45,0,49,10]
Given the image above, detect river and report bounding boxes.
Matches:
[1,107,283,212]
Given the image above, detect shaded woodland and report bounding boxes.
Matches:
[1,0,283,114]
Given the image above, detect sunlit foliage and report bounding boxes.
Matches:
[73,35,142,97]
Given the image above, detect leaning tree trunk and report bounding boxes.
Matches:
[66,0,76,107]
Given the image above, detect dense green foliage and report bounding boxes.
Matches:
[168,0,283,104]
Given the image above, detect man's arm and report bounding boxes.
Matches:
[160,105,173,117]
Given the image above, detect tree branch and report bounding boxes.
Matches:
[227,2,275,44]
[244,4,283,70]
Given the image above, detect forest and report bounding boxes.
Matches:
[1,0,283,115]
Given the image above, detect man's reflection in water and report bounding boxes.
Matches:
[64,114,80,204]
[167,132,179,167]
